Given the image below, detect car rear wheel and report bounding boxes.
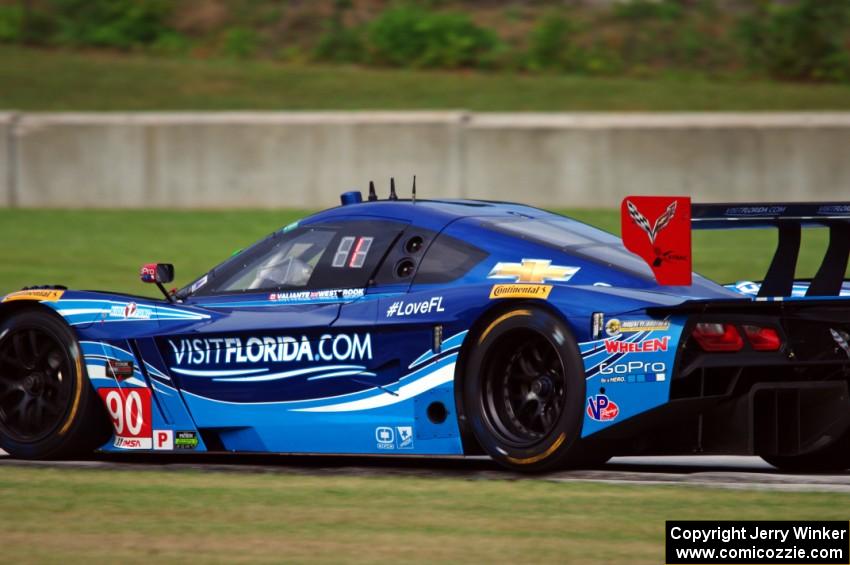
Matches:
[0,308,109,459]
[463,306,587,472]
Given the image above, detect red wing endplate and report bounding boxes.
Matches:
[621,197,850,295]
[620,196,692,286]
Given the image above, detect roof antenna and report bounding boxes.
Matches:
[389,178,398,201]
[412,175,416,204]
[368,181,378,201]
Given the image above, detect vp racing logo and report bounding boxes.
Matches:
[586,394,619,422]
[167,333,372,367]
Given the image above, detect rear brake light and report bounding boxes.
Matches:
[692,323,743,352]
[743,325,782,351]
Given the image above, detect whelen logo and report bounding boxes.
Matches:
[604,336,669,354]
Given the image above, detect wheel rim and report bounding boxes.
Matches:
[482,329,567,447]
[0,326,74,443]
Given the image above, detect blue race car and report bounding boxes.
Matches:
[1,190,849,472]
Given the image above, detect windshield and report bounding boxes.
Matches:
[216,229,335,292]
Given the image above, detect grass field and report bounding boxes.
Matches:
[0,466,846,564]
[0,208,841,297]
[4,47,850,111]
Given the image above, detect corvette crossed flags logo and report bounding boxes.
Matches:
[626,199,677,245]
[620,195,692,286]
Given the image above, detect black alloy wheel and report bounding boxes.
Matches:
[0,325,74,443]
[0,308,110,459]
[463,306,589,472]
[482,330,567,447]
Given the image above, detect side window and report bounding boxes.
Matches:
[413,233,489,285]
[308,222,404,289]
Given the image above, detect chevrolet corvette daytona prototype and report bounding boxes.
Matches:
[1,192,850,472]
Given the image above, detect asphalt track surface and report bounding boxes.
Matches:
[1,451,849,492]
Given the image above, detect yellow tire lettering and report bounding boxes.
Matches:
[58,343,83,436]
[478,309,532,345]
[505,433,566,465]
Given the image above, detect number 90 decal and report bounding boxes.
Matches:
[97,388,153,449]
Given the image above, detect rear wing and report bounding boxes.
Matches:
[621,196,850,297]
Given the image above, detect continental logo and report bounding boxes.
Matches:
[2,289,65,303]
[489,284,552,300]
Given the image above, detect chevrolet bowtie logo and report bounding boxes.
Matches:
[488,259,579,284]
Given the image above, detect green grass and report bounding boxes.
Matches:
[0,208,841,297]
[3,47,850,111]
[0,209,307,297]
[0,466,847,564]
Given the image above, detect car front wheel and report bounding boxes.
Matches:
[0,308,109,459]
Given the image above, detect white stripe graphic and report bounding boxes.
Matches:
[307,370,376,381]
[211,365,367,383]
[170,367,269,378]
[293,363,455,413]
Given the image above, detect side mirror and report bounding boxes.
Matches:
[140,263,174,284]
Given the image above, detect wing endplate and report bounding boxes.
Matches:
[620,196,692,286]
[621,197,850,296]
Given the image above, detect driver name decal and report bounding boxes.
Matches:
[269,288,365,303]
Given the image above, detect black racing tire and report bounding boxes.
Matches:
[463,306,587,472]
[0,308,110,459]
[761,431,850,473]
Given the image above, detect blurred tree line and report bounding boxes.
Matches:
[0,0,848,82]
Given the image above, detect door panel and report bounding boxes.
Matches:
[157,301,346,406]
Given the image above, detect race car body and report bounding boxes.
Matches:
[1,192,849,472]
